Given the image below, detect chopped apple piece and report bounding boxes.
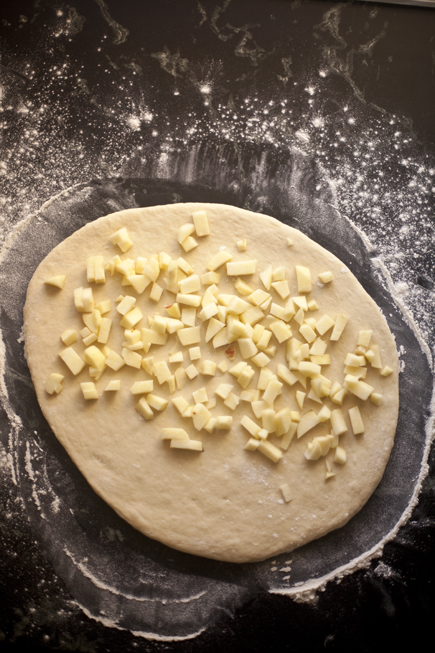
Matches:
[45,372,64,394]
[59,347,85,375]
[344,375,374,400]
[117,295,136,316]
[257,440,282,463]
[381,365,393,377]
[214,416,232,430]
[45,275,65,289]
[330,409,348,436]
[295,265,311,293]
[121,348,142,369]
[245,437,260,451]
[349,406,364,435]
[237,239,247,252]
[192,210,211,236]
[147,394,168,411]
[299,323,317,343]
[263,380,283,406]
[345,353,365,367]
[271,280,290,299]
[192,403,212,430]
[370,392,382,406]
[103,380,120,392]
[207,250,232,271]
[61,329,77,346]
[226,260,257,276]
[315,315,335,336]
[161,428,189,440]
[280,483,292,502]
[260,266,273,291]
[357,330,373,348]
[251,352,270,368]
[305,439,322,460]
[297,410,319,438]
[170,439,203,451]
[318,271,333,283]
[80,382,99,400]
[296,391,305,409]
[177,326,201,346]
[177,223,195,245]
[110,227,133,252]
[330,313,349,341]
[185,364,198,380]
[135,397,154,420]
[334,446,347,465]
[130,380,154,395]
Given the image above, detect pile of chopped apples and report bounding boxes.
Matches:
[45,209,394,489]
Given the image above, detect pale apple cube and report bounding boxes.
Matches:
[295,265,312,293]
[276,364,298,387]
[120,307,143,329]
[307,299,318,311]
[173,367,186,390]
[315,315,335,336]
[215,416,233,430]
[345,353,366,367]
[317,405,331,422]
[236,338,257,360]
[329,313,349,341]
[331,388,347,405]
[142,257,160,282]
[96,317,111,344]
[309,339,326,356]
[344,375,374,400]
[145,282,162,303]
[45,373,64,395]
[236,366,254,389]
[121,348,141,369]
[365,344,382,369]
[261,409,276,434]
[199,303,218,321]
[167,351,182,365]
[153,361,171,384]
[136,397,154,420]
[177,223,195,244]
[296,391,305,409]
[192,210,211,236]
[170,439,203,451]
[304,439,322,461]
[158,251,171,270]
[226,260,257,276]
[348,406,364,435]
[147,394,168,411]
[61,330,77,346]
[212,329,230,349]
[181,236,199,252]
[201,360,216,376]
[117,295,136,316]
[251,352,270,368]
[94,256,106,283]
[104,380,120,392]
[130,380,154,395]
[330,409,348,436]
[165,303,181,319]
[110,227,133,252]
[45,275,65,289]
[334,446,347,465]
[176,294,201,308]
[275,408,293,437]
[297,410,319,438]
[318,271,333,284]
[280,484,292,503]
[179,274,200,295]
[185,364,198,380]
[205,251,231,272]
[82,332,97,346]
[257,332,273,354]
[263,379,283,406]
[73,287,85,312]
[280,422,298,450]
[381,365,393,377]
[115,257,135,276]
[162,428,189,440]
[103,349,124,372]
[141,328,168,347]
[177,326,201,346]
[192,403,212,431]
[357,330,373,348]
[237,239,247,252]
[201,271,221,286]
[298,361,321,377]
[370,392,383,406]
[241,306,264,326]
[271,280,290,299]
[217,360,229,374]
[172,396,189,415]
[241,415,262,438]
[270,321,292,344]
[95,300,111,316]
[245,437,260,451]
[260,265,273,290]
[257,440,282,463]
[58,347,84,376]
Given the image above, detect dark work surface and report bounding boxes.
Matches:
[1,1,435,651]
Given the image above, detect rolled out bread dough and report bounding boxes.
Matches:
[24,204,398,563]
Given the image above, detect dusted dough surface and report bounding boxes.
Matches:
[23,204,399,563]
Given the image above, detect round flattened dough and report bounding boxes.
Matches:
[23,204,399,563]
